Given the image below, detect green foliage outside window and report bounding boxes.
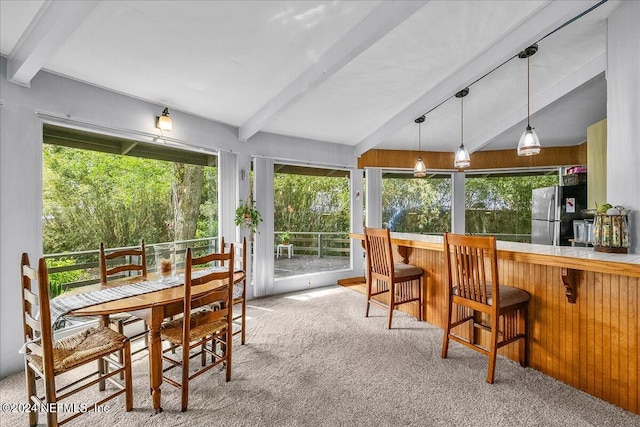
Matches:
[465,174,558,241]
[45,258,84,298]
[42,145,218,254]
[273,173,350,234]
[382,176,451,233]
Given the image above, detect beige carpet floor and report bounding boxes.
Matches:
[1,285,638,426]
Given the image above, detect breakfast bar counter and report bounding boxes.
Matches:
[346,232,639,414]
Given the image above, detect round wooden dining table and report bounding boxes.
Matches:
[69,271,244,413]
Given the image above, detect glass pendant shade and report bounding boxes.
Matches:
[517,125,541,156]
[414,157,427,177]
[454,144,471,168]
[517,47,541,156]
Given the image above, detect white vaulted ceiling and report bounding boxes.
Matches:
[0,1,616,155]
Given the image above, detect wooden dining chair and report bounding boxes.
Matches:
[99,240,149,362]
[160,246,234,412]
[441,233,530,383]
[221,236,248,344]
[21,253,133,427]
[364,227,423,329]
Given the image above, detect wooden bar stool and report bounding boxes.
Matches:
[441,233,530,383]
[364,227,423,329]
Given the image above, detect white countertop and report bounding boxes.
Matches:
[389,232,640,266]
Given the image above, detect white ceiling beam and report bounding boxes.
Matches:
[238,0,430,142]
[465,53,606,153]
[7,0,98,87]
[355,0,601,156]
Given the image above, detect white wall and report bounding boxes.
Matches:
[0,58,358,377]
[607,1,640,254]
[365,168,382,227]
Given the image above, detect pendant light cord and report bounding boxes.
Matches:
[460,96,464,146]
[414,0,607,121]
[418,122,422,154]
[527,55,531,128]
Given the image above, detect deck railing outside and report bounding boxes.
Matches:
[274,232,350,258]
[44,237,220,293]
[45,232,352,292]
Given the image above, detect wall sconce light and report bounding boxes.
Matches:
[156,107,173,131]
[517,44,541,156]
[454,88,471,169]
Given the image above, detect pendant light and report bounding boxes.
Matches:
[454,88,471,169]
[517,44,541,156]
[413,115,427,177]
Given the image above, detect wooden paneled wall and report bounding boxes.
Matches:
[357,144,586,170]
[347,245,639,414]
[405,247,640,414]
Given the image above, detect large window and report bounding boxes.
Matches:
[382,172,451,234]
[42,125,218,292]
[465,170,558,242]
[273,164,351,278]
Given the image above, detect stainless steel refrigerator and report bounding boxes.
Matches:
[531,184,588,246]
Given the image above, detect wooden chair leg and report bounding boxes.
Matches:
[241,297,246,345]
[441,300,452,359]
[225,331,232,382]
[387,283,395,329]
[365,278,372,318]
[469,310,476,345]
[25,364,38,427]
[487,314,500,384]
[44,377,58,427]
[201,342,206,367]
[124,342,133,412]
[181,345,190,412]
[97,357,106,391]
[417,278,423,322]
[519,306,528,367]
[117,320,125,380]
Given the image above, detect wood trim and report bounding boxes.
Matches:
[357,144,586,170]
[561,267,579,303]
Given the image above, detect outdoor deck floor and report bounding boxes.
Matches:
[274,254,351,278]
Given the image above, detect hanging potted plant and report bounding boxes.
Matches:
[235,199,263,235]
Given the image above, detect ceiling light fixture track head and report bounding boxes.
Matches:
[518,44,538,59]
[414,115,425,124]
[455,88,469,98]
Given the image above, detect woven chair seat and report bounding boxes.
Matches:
[27,326,127,375]
[161,309,228,345]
